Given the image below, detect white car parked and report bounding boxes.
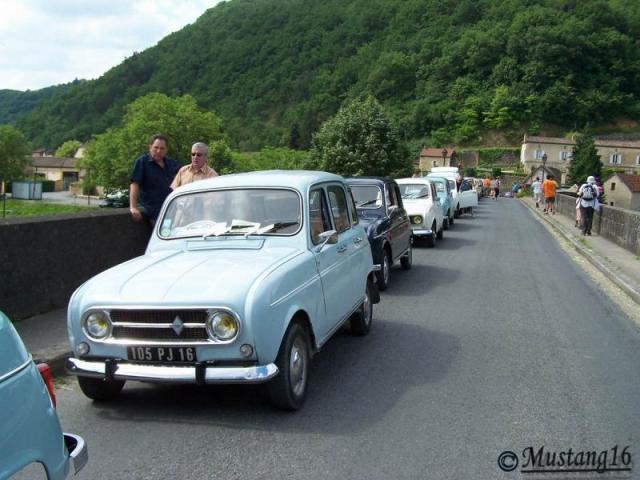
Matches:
[396,178,444,247]
[427,167,478,217]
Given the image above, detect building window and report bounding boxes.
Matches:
[611,182,616,191]
[559,151,571,161]
[636,155,640,165]
[534,149,544,160]
[610,153,622,164]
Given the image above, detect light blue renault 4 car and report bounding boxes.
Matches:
[0,311,87,480]
[66,171,379,410]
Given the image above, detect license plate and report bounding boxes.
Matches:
[127,346,197,363]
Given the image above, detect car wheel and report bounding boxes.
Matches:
[351,280,373,336]
[376,250,391,291]
[436,224,444,240]
[454,205,461,218]
[400,242,412,270]
[426,222,437,247]
[443,217,450,230]
[268,322,310,411]
[77,376,125,401]
[449,214,454,226]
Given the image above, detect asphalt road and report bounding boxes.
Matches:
[55,199,640,480]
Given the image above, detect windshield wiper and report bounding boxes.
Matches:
[258,221,299,233]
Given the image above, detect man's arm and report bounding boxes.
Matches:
[129,182,142,222]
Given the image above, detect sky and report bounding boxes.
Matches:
[0,0,223,91]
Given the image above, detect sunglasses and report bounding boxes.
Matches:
[191,152,205,157]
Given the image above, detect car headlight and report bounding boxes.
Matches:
[206,311,239,341]
[411,215,423,225]
[83,310,112,339]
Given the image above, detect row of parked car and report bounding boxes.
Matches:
[1,166,482,480]
[346,167,479,291]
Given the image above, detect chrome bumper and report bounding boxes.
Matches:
[411,228,433,236]
[64,433,88,476]
[66,357,279,384]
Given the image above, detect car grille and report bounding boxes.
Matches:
[109,309,210,344]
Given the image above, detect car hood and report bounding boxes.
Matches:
[402,199,431,215]
[78,247,303,306]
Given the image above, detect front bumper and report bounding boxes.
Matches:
[66,357,278,384]
[410,227,434,236]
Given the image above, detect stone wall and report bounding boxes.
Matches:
[556,193,640,254]
[0,210,149,320]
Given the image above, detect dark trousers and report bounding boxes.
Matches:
[580,205,594,234]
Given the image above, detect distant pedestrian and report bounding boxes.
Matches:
[493,178,501,200]
[578,175,597,235]
[531,176,542,208]
[171,142,218,189]
[489,178,497,198]
[542,174,558,214]
[129,134,180,226]
[483,176,491,197]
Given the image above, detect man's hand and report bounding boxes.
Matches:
[130,207,143,222]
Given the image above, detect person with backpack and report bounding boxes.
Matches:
[578,175,597,236]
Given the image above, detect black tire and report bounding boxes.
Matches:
[443,217,450,230]
[268,322,310,411]
[400,243,412,270]
[449,214,454,226]
[77,376,125,401]
[454,205,461,218]
[351,280,373,336]
[375,250,391,291]
[436,225,444,240]
[426,223,437,248]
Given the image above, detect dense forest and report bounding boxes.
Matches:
[2,0,640,150]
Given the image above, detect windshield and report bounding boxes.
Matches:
[159,188,302,239]
[351,185,383,209]
[399,183,429,199]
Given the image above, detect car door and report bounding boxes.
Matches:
[386,182,411,260]
[458,180,479,209]
[310,185,360,339]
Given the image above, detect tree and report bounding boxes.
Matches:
[0,125,31,190]
[491,167,502,178]
[82,93,228,189]
[309,96,413,178]
[55,139,81,158]
[567,131,601,186]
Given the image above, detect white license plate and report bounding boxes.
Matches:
[127,346,197,363]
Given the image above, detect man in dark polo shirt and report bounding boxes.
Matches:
[129,134,180,225]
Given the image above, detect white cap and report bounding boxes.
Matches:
[587,176,596,184]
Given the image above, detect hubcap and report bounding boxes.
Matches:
[289,336,307,397]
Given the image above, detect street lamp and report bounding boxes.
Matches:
[442,148,448,166]
[541,153,547,178]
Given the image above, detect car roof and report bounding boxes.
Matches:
[396,177,432,185]
[173,170,345,194]
[345,177,394,186]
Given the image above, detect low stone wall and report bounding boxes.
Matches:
[556,193,640,254]
[0,210,149,320]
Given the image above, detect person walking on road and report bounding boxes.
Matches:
[578,175,598,235]
[493,177,501,200]
[542,174,558,214]
[531,177,542,208]
[129,134,180,226]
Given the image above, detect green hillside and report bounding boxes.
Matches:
[5,0,640,150]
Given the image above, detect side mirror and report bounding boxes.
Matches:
[315,230,338,252]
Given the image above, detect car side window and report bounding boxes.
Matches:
[431,184,438,198]
[386,184,398,213]
[461,181,471,192]
[327,185,351,234]
[309,188,332,245]
[347,189,359,225]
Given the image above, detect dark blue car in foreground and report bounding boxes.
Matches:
[346,177,412,291]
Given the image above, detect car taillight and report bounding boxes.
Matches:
[37,363,57,408]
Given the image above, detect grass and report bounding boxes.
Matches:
[0,199,98,218]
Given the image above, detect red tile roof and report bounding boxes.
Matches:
[616,173,640,193]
